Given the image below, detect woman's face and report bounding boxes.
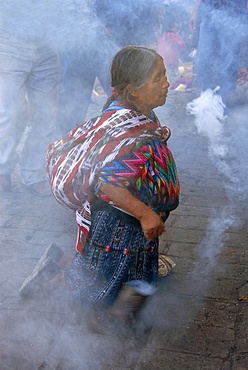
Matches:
[133,58,170,117]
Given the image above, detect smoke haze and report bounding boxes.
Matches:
[0,0,248,368]
[187,88,247,274]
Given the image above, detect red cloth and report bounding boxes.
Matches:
[157,32,186,69]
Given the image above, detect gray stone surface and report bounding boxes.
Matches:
[0,91,248,369]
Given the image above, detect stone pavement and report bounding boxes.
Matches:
[0,91,248,370]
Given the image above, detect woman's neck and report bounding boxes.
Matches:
[110,99,154,121]
[118,99,152,118]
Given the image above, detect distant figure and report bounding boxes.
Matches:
[0,2,60,195]
[157,12,186,86]
[190,0,248,108]
[56,3,115,136]
[93,0,164,48]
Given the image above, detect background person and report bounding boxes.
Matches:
[157,11,186,86]
[0,2,60,195]
[55,3,116,136]
[190,0,248,108]
[93,0,165,49]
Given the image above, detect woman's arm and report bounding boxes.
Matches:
[100,182,165,241]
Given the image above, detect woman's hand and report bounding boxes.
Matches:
[139,208,165,240]
[99,182,165,240]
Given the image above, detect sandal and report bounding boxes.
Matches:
[158,254,176,277]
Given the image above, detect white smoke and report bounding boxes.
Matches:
[187,87,227,157]
[186,88,239,273]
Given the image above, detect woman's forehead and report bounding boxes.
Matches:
[150,58,165,76]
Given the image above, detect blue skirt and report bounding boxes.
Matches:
[65,210,158,304]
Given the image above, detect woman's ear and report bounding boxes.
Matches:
[127,83,138,98]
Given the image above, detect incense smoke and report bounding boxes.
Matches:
[186,88,242,273]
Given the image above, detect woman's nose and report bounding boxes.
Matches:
[163,76,170,88]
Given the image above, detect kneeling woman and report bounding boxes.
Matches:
[46,45,180,321]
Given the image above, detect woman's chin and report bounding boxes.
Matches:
[158,95,167,106]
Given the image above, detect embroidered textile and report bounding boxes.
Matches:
[46,101,180,252]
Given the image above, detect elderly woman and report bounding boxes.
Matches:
[43,46,179,322]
